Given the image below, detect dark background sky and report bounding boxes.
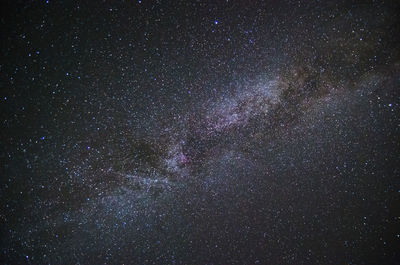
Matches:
[1,0,399,264]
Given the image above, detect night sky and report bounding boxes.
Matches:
[1,0,400,264]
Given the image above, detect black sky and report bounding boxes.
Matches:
[1,1,400,264]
